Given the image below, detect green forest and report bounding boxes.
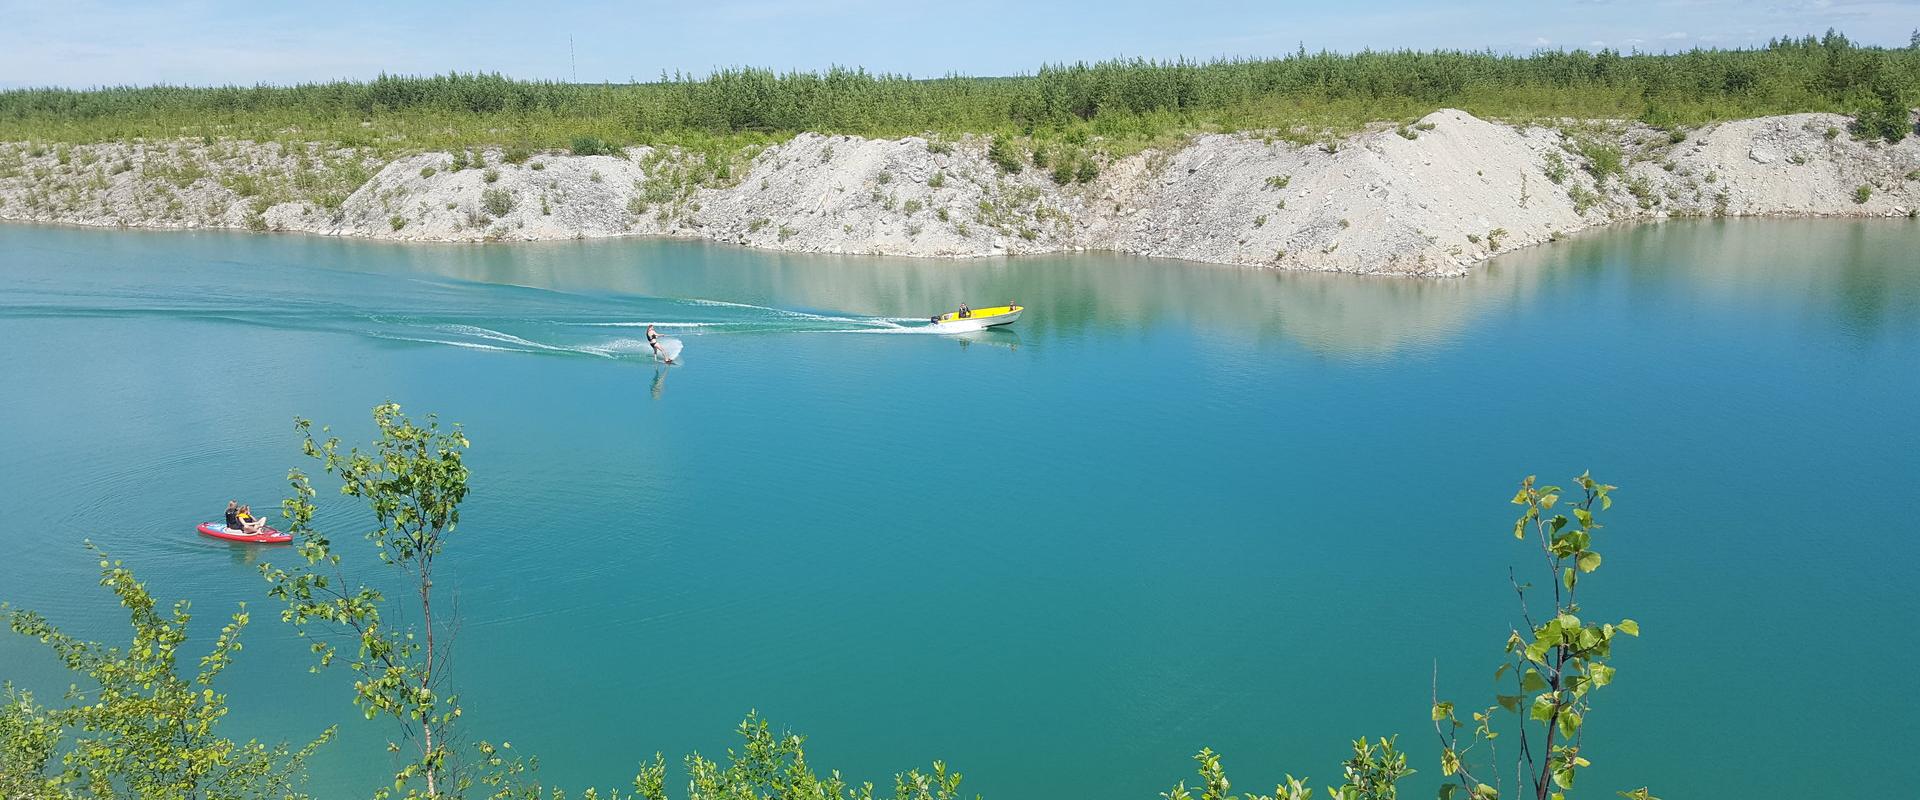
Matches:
[1,31,1915,153]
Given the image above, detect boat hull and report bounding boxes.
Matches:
[929,307,1021,333]
[197,522,291,544]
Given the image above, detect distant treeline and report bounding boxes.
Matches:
[3,31,1915,150]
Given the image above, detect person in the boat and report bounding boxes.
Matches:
[237,504,266,534]
[958,302,971,319]
[224,500,244,532]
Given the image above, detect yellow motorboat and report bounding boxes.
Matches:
[928,304,1023,332]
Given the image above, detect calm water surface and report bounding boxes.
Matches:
[1,220,1916,798]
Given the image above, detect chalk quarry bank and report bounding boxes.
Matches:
[3,109,1915,276]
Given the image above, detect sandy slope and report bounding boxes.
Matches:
[3,110,1914,276]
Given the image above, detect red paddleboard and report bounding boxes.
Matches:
[197,522,291,544]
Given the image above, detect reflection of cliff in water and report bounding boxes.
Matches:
[298,218,1920,357]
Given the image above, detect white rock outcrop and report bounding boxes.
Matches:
[3,109,1915,276]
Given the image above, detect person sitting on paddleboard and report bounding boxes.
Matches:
[224,501,244,532]
[238,504,266,534]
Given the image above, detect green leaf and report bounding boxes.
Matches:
[1529,694,1557,722]
[1563,567,1577,591]
[1590,663,1616,687]
[1556,710,1582,739]
[1618,619,1640,636]
[1495,694,1523,713]
[1520,669,1547,693]
[1439,785,1457,800]
[1576,551,1602,573]
[1433,702,1454,721]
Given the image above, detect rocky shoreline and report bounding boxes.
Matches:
[3,109,1915,276]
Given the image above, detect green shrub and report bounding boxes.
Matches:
[927,171,946,188]
[1576,139,1623,181]
[747,217,769,232]
[482,168,499,183]
[530,162,545,170]
[1568,184,1598,214]
[1543,151,1568,184]
[876,171,892,184]
[1824,126,1841,140]
[926,140,952,155]
[481,187,514,216]
[1396,126,1417,140]
[1074,159,1098,183]
[1252,214,1266,228]
[987,136,1022,174]
[1854,184,1872,203]
[1265,174,1291,190]
[777,224,797,241]
[1414,121,1436,131]
[1627,175,1657,208]
[419,166,436,178]
[902,198,923,215]
[389,215,407,230]
[503,145,532,164]
[569,135,611,156]
[1850,84,1913,143]
[935,207,949,221]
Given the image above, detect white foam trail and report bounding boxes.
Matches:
[565,321,737,328]
[683,298,774,311]
[575,337,655,356]
[372,335,529,353]
[795,326,949,335]
[682,298,899,328]
[437,324,576,353]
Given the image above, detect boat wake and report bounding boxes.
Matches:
[0,282,926,362]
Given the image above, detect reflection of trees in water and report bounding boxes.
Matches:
[1600,218,1920,344]
[312,219,1920,357]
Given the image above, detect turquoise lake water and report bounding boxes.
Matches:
[1,220,1916,798]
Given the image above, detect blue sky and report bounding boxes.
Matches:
[3,0,1918,88]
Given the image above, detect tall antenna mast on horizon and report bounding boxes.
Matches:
[569,35,577,83]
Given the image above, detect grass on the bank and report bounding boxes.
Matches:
[2,32,1915,156]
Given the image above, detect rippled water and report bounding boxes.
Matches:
[1,220,1916,799]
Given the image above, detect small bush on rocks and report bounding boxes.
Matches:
[570,135,614,156]
[987,137,1022,174]
[482,187,515,217]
